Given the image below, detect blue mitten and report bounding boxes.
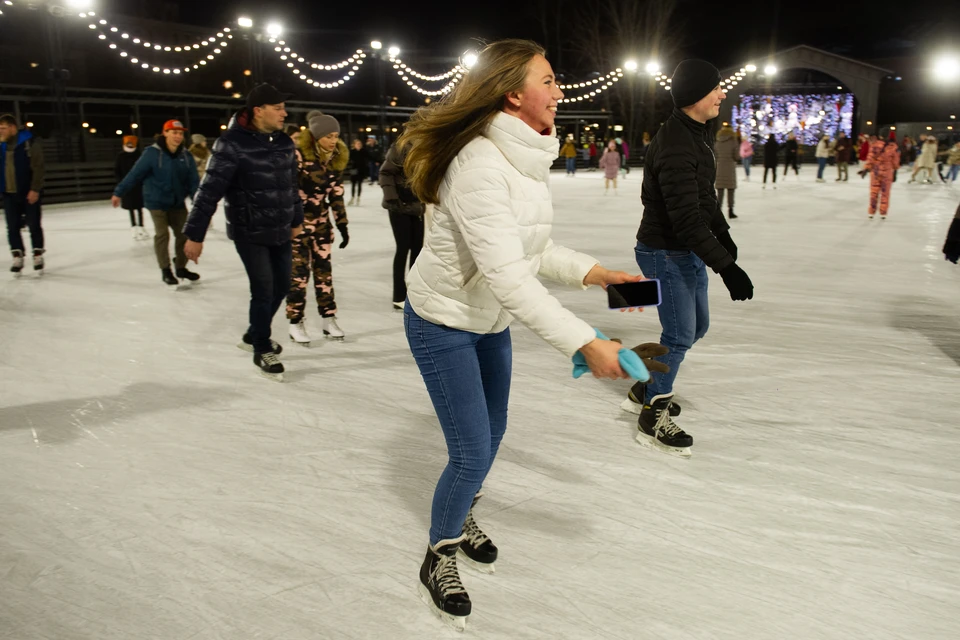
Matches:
[572,329,651,381]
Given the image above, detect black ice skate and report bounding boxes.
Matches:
[237,334,283,355]
[32,248,45,274]
[254,351,284,382]
[10,250,24,277]
[621,381,681,417]
[161,268,179,286]
[418,537,471,632]
[637,393,693,458]
[458,493,498,574]
[176,267,201,282]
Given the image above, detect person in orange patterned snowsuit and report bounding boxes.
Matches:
[285,111,350,341]
[863,132,900,219]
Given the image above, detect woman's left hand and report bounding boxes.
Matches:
[583,265,646,312]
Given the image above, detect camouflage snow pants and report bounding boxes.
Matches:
[286,224,336,322]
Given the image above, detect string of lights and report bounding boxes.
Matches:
[269,47,367,89]
[89,23,232,74]
[80,13,234,54]
[388,56,463,97]
[558,69,624,103]
[270,39,366,73]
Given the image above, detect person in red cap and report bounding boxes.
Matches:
[860,131,900,219]
[112,119,200,285]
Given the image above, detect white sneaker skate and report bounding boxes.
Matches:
[10,250,24,277]
[289,319,312,345]
[137,226,150,240]
[131,227,140,240]
[322,317,345,341]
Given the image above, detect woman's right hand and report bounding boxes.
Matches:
[578,339,629,380]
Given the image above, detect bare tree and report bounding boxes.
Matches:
[569,0,681,151]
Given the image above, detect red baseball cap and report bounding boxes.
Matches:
[163,119,187,132]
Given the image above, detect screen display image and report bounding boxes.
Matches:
[732,93,855,145]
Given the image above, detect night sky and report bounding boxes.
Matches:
[171,0,959,73]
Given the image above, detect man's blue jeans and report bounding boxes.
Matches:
[566,158,576,174]
[634,242,710,400]
[234,240,292,354]
[404,301,512,545]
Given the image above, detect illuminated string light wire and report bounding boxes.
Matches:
[268,43,367,89]
[557,69,624,103]
[89,23,231,74]
[388,56,463,96]
[84,14,233,53]
[270,40,366,72]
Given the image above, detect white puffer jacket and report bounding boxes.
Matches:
[406,111,599,357]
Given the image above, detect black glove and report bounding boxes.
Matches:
[716,230,738,262]
[719,263,754,301]
[337,224,349,249]
[384,198,402,212]
[944,218,960,264]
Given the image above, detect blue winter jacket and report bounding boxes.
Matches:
[184,109,303,246]
[0,129,42,196]
[113,142,199,211]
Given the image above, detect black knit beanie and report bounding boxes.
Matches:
[671,59,722,109]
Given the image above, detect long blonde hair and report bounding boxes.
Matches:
[398,39,546,204]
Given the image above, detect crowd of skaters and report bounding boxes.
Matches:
[4,40,960,632]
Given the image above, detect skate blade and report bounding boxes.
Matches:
[289,337,312,347]
[417,583,467,632]
[635,432,692,458]
[236,342,254,353]
[258,370,284,383]
[175,282,193,291]
[323,333,345,341]
[457,550,496,575]
[619,397,643,416]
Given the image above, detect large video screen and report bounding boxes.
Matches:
[732,93,855,145]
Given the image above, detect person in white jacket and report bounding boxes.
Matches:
[815,135,831,182]
[397,39,646,631]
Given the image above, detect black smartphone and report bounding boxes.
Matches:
[607,280,661,309]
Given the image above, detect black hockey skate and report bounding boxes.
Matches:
[418,537,471,632]
[32,248,45,274]
[621,381,681,417]
[254,351,284,382]
[237,334,283,355]
[10,250,24,277]
[161,268,179,286]
[176,267,201,282]
[637,393,693,457]
[458,494,498,574]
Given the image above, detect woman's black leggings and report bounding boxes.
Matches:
[127,208,144,226]
[351,176,363,198]
[388,211,424,303]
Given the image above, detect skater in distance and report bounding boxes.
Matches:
[0,113,46,276]
[112,120,200,286]
[182,84,304,382]
[625,58,755,457]
[398,38,652,632]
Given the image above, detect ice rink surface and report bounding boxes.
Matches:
[2,168,959,639]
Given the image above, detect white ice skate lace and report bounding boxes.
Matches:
[261,352,281,366]
[434,553,467,596]
[655,405,684,438]
[462,511,490,548]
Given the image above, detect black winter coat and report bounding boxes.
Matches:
[348,147,371,180]
[764,139,780,167]
[115,149,144,210]
[184,109,304,245]
[379,143,424,217]
[636,108,733,273]
[784,139,798,159]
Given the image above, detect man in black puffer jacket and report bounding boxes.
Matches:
[183,84,304,381]
[625,59,754,457]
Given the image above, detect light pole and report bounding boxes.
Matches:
[371,40,387,146]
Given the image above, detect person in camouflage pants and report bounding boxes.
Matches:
[286,111,350,340]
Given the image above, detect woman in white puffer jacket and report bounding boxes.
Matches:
[398,39,645,630]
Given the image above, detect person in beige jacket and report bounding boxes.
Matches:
[189,134,210,182]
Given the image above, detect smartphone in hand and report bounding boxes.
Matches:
[607,279,661,309]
